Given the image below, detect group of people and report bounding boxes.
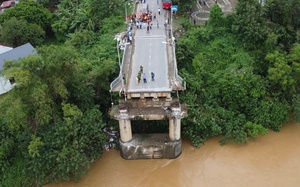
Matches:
[136,65,155,85]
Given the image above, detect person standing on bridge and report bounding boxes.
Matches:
[136,74,141,85]
[143,73,147,83]
[123,74,126,84]
[151,72,155,81]
[140,65,143,73]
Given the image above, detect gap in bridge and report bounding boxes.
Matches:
[131,120,169,134]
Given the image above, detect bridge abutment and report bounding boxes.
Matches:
[111,98,187,159]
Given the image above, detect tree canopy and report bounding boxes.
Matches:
[177,0,300,147]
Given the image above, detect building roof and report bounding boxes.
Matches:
[0,0,14,8]
[0,45,12,54]
[0,43,37,71]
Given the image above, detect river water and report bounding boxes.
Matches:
[46,123,300,187]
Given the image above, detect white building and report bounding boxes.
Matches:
[0,43,36,95]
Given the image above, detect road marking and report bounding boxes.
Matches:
[135,35,165,39]
[222,0,230,5]
[206,1,210,8]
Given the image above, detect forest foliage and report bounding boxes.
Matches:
[0,0,300,186]
[177,0,300,147]
[0,0,126,186]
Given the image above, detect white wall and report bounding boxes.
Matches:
[0,76,14,95]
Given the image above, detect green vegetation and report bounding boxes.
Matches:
[0,0,126,186]
[0,0,300,186]
[177,0,300,147]
[0,17,45,47]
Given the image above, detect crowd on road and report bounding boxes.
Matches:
[125,0,169,43]
[135,65,155,85]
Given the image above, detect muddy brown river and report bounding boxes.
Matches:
[46,123,300,187]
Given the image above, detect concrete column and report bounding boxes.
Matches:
[169,118,181,141]
[166,93,172,101]
[119,119,132,142]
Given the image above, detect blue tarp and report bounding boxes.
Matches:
[171,5,178,12]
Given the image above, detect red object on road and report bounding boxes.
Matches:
[162,0,172,9]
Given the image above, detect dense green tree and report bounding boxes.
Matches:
[264,0,300,30]
[52,0,125,41]
[1,45,80,130]
[209,4,225,28]
[0,0,126,185]
[0,17,45,47]
[26,104,106,185]
[265,44,300,99]
[0,0,53,34]
[0,44,109,185]
[231,0,267,50]
[292,94,300,122]
[37,0,59,7]
[179,26,269,147]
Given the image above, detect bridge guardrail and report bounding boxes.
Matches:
[170,12,186,90]
[110,41,127,92]
[110,2,137,92]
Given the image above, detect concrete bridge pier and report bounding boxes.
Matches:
[118,108,132,142]
[119,119,132,142]
[169,118,181,141]
[169,108,182,141]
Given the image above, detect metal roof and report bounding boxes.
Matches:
[0,43,37,71]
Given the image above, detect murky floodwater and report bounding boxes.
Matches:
[46,123,300,187]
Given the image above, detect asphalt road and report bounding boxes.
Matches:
[127,0,171,93]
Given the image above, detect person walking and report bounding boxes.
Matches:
[140,65,143,73]
[143,73,147,83]
[158,8,160,15]
[151,72,155,81]
[157,20,159,28]
[129,35,132,44]
[123,74,126,84]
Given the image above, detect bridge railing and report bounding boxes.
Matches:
[110,42,127,92]
[110,2,137,93]
[170,13,186,90]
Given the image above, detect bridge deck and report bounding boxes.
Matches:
[110,0,185,96]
